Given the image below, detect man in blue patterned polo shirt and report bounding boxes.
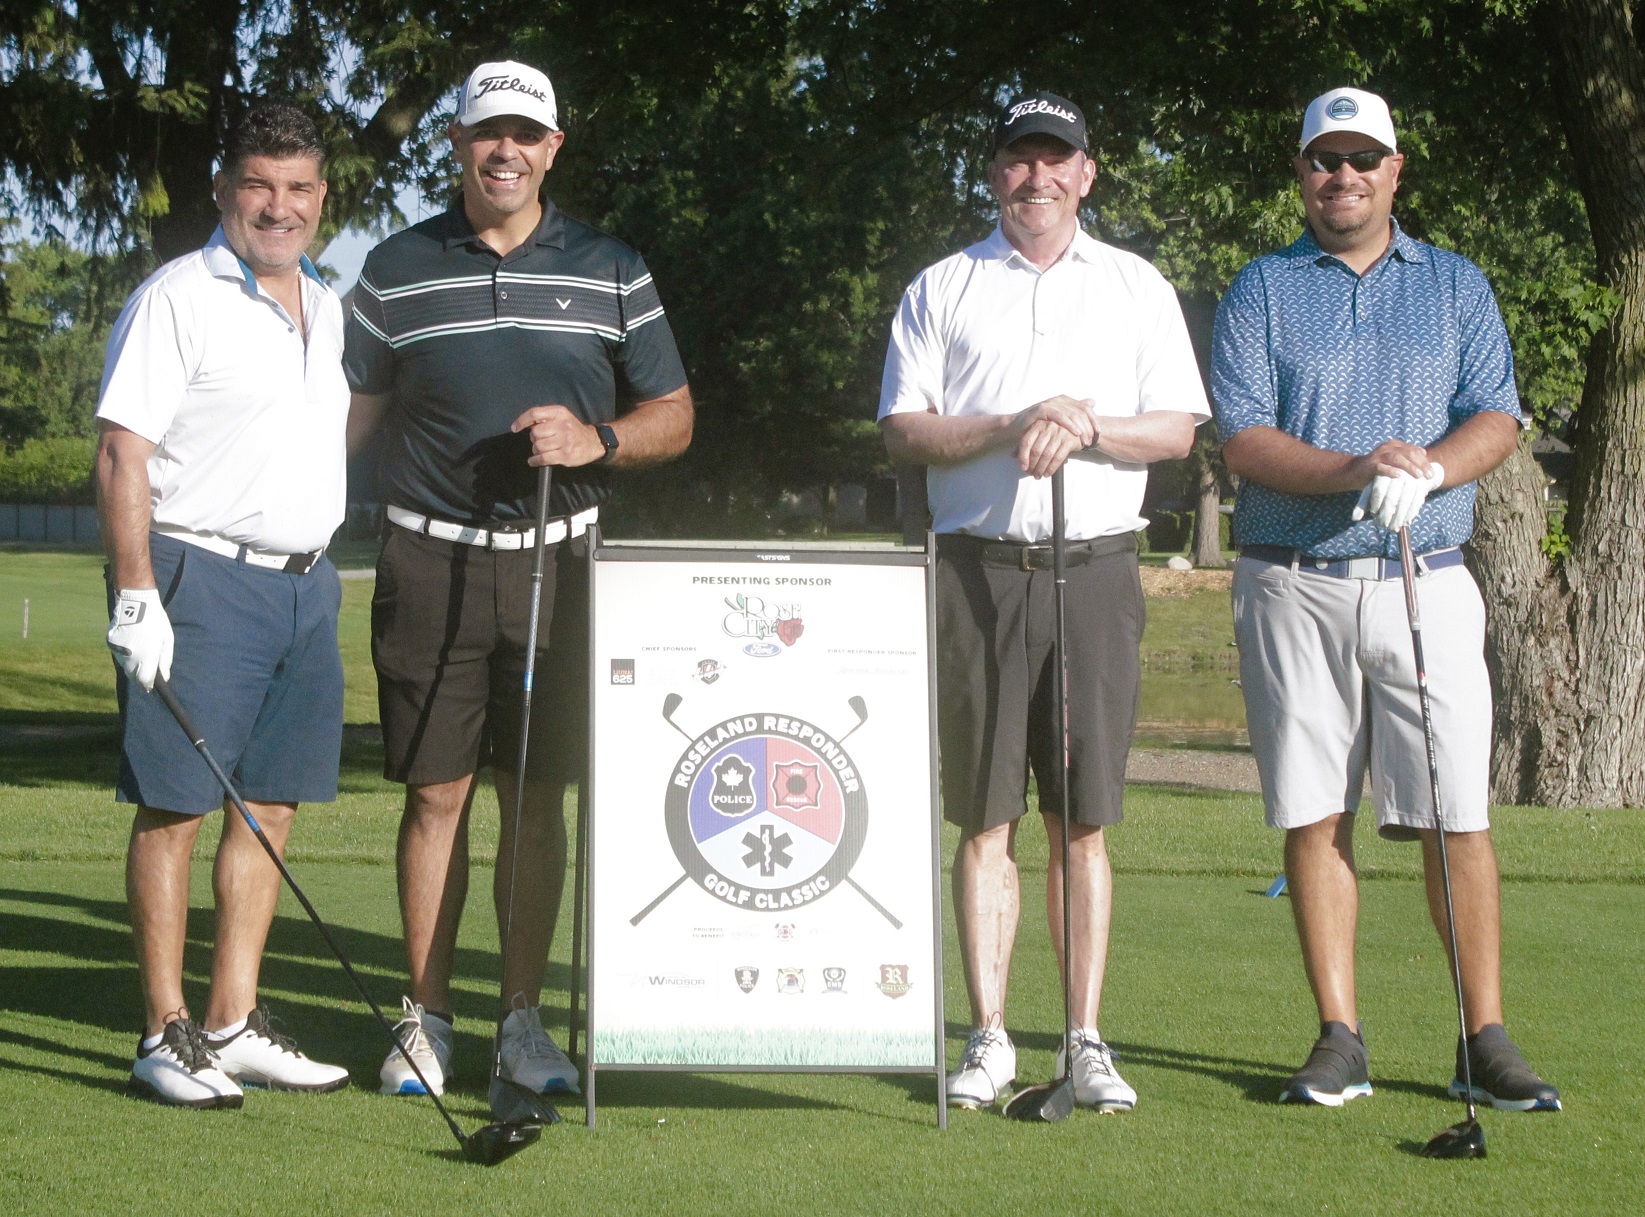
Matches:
[1211,87,1559,1112]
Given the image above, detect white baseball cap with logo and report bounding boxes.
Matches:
[1299,87,1397,152]
[457,61,558,131]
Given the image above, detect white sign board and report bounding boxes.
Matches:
[587,543,940,1079]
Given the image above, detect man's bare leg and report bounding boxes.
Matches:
[204,799,294,1030]
[493,773,568,1007]
[1418,827,1504,1033]
[1043,815,1112,1029]
[953,821,1020,1027]
[397,776,477,1014]
[128,806,207,1035]
[1285,813,1359,1027]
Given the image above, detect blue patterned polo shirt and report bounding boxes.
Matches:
[1211,221,1522,557]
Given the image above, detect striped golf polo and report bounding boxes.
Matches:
[344,200,687,522]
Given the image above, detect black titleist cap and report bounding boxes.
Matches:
[994,91,1087,152]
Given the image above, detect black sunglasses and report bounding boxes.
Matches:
[1305,149,1393,174]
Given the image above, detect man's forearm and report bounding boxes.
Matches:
[1426,410,1522,487]
[1086,411,1199,464]
[610,384,694,467]
[879,410,1019,467]
[347,392,388,453]
[95,423,158,589]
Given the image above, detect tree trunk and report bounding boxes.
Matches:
[1479,0,1645,807]
[1190,439,1225,568]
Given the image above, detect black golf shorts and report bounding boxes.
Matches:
[372,525,588,786]
[934,538,1144,831]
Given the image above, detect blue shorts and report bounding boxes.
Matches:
[112,533,345,815]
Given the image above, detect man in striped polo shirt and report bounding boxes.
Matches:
[345,60,692,1114]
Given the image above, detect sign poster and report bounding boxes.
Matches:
[589,545,939,1070]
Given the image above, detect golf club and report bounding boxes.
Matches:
[1003,464,1076,1123]
[491,462,565,1128]
[151,676,540,1166]
[1397,525,1486,1161]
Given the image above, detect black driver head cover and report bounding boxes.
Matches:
[1421,1118,1486,1160]
[1002,1079,1076,1123]
[463,1121,543,1166]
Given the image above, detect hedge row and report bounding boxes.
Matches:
[0,436,97,504]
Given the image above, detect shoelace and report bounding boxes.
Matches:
[394,998,431,1056]
[1071,1033,1117,1078]
[163,1020,217,1075]
[516,1008,556,1060]
[245,1005,301,1056]
[960,1031,1002,1070]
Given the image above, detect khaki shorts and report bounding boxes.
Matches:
[1231,555,1491,838]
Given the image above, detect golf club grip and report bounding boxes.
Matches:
[151,677,466,1142]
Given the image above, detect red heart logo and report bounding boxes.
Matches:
[776,618,804,647]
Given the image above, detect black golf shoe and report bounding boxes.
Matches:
[1450,1024,1561,1111]
[1279,1021,1372,1106]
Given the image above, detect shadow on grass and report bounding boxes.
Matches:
[0,716,390,790]
[586,1070,859,1115]
[0,884,584,1094]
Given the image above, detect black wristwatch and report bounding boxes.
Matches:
[594,423,619,465]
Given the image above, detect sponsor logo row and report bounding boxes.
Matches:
[645,965,913,999]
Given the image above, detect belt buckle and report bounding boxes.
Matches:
[1020,545,1052,572]
[1343,556,1382,580]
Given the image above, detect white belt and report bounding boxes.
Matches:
[387,504,597,550]
[157,528,326,574]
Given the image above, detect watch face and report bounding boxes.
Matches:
[598,424,618,462]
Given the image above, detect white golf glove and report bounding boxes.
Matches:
[107,588,174,692]
[1352,463,1445,533]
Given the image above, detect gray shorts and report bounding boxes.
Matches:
[1231,555,1492,838]
[935,535,1143,832]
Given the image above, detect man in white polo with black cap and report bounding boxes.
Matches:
[1212,87,1559,1111]
[96,99,350,1108]
[879,91,1207,1113]
[346,60,692,1114]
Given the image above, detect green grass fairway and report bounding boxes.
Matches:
[2,550,1640,1214]
[1,771,1640,1215]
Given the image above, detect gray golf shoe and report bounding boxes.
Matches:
[1280,1021,1372,1106]
[1451,1024,1561,1111]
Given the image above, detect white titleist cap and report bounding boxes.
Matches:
[1300,87,1397,152]
[457,61,558,130]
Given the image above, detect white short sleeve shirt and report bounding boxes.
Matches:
[877,227,1209,541]
[96,227,349,554]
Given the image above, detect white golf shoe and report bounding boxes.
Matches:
[207,1006,349,1092]
[127,1018,243,1110]
[1056,1029,1137,1112]
[379,997,454,1096]
[947,1026,1016,1109]
[498,994,579,1095]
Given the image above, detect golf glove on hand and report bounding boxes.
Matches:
[1352,462,1444,533]
[108,588,174,692]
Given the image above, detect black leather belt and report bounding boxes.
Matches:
[1240,544,1465,580]
[938,532,1136,571]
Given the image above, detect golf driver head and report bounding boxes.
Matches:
[489,1074,564,1126]
[1420,1118,1486,1160]
[462,1121,542,1166]
[1001,1080,1075,1123]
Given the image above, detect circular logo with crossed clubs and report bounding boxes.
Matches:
[664,713,869,913]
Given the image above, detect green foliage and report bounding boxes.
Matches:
[0,436,96,503]
[0,237,145,450]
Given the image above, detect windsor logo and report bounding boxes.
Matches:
[1327,96,1360,121]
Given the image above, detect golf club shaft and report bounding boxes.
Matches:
[1051,466,1074,1079]
[1396,526,1478,1122]
[498,465,554,1053]
[152,677,469,1151]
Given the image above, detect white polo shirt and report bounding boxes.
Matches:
[96,228,349,555]
[878,226,1209,541]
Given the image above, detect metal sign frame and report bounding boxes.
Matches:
[579,530,945,1128]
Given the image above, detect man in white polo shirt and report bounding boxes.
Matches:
[879,92,1208,1113]
[95,100,351,1108]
